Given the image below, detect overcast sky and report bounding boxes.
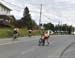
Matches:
[1,0,75,26]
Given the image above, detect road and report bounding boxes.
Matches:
[0,35,75,58]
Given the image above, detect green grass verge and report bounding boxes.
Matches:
[0,28,13,38]
[19,29,41,37]
[0,28,41,38]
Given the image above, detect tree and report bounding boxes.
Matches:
[43,23,54,31]
[54,24,75,34]
[14,7,37,28]
[62,24,68,31]
[54,25,59,32]
[20,6,37,29]
[67,25,74,34]
[21,7,33,29]
[23,7,29,17]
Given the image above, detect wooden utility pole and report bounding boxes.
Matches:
[39,4,43,35]
[39,4,42,29]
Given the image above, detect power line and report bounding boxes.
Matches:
[1,0,24,11]
[1,0,52,21]
[2,0,24,9]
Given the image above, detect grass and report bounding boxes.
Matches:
[0,28,41,38]
[19,28,28,37]
[0,28,13,38]
[19,29,41,37]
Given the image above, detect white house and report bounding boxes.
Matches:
[0,2,11,15]
[0,2,15,27]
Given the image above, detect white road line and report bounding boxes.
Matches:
[0,37,55,46]
[0,38,39,46]
[0,41,19,46]
[0,40,26,46]
[21,46,37,55]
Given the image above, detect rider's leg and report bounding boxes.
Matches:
[13,33,18,40]
[47,39,49,45]
[38,38,41,46]
[42,39,45,46]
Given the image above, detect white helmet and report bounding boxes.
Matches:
[14,28,17,31]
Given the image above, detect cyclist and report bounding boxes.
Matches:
[38,33,45,46]
[13,28,19,40]
[44,32,49,46]
[28,29,32,37]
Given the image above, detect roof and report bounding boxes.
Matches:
[0,1,11,11]
[0,14,16,20]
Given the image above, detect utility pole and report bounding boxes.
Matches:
[39,4,42,29]
[60,19,62,34]
[39,4,43,35]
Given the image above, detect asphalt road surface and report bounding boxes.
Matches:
[0,35,75,58]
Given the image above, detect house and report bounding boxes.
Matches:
[0,2,11,15]
[0,2,15,27]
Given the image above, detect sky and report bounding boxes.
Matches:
[1,0,75,26]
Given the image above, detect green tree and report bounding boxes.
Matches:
[54,25,59,32]
[44,23,54,31]
[23,7,29,17]
[67,25,74,34]
[15,7,37,29]
[54,24,75,34]
[21,7,33,29]
[62,24,68,31]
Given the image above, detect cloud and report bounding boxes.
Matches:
[2,0,75,26]
[10,10,23,19]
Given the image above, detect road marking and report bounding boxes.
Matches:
[21,46,37,55]
[0,38,39,46]
[0,37,55,46]
[0,37,40,46]
[0,41,18,46]
[0,40,26,46]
